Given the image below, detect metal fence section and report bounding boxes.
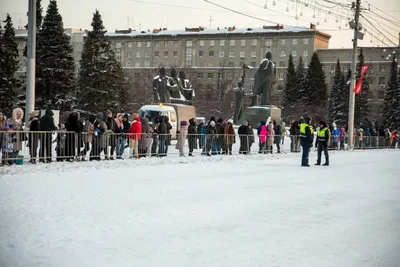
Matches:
[0,131,399,165]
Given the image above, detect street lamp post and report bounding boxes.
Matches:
[25,0,36,124]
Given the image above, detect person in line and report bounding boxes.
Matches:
[224,119,235,155]
[299,116,314,167]
[315,121,330,166]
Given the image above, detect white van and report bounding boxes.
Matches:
[139,104,178,139]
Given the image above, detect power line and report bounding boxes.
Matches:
[360,14,397,46]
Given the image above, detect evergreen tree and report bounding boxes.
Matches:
[328,59,342,124]
[79,10,128,113]
[304,52,328,108]
[35,0,76,111]
[0,14,20,117]
[295,56,307,108]
[354,48,370,126]
[337,70,352,127]
[282,54,297,117]
[381,55,400,129]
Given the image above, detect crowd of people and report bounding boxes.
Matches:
[0,108,399,167]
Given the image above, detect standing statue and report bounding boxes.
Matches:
[251,52,276,106]
[153,67,171,103]
[178,71,195,104]
[168,68,183,99]
[233,64,249,124]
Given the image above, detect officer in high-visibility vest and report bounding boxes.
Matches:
[299,116,314,167]
[315,121,330,166]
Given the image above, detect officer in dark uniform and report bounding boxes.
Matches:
[315,121,330,166]
[299,116,314,167]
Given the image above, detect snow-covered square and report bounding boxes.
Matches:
[1,150,400,267]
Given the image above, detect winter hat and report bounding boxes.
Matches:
[180,120,187,126]
[223,120,227,125]
[217,118,223,123]
[124,113,130,120]
[210,121,216,127]
[320,121,327,127]
[0,112,4,117]
[227,119,233,124]
[31,111,39,117]
[106,110,112,116]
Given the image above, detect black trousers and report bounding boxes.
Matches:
[40,133,53,162]
[317,142,329,164]
[301,144,310,166]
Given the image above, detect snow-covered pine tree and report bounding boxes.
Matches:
[79,10,127,113]
[354,48,370,127]
[381,55,400,129]
[295,56,307,114]
[0,14,20,117]
[304,52,328,109]
[282,54,297,118]
[115,61,130,112]
[36,0,76,111]
[18,0,44,110]
[335,70,351,127]
[327,59,342,124]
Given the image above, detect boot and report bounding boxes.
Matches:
[323,162,329,166]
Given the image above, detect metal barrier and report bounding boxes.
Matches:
[0,131,398,165]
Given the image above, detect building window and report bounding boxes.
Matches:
[164,51,169,58]
[252,39,257,46]
[378,90,385,99]
[198,62,204,67]
[136,52,140,58]
[228,62,234,67]
[127,52,132,58]
[281,39,286,45]
[303,39,309,44]
[280,51,285,57]
[220,40,225,46]
[144,61,150,67]
[278,84,283,91]
[379,77,386,85]
[279,73,284,80]
[229,51,235,57]
[116,42,122,49]
[292,50,297,57]
[186,40,193,47]
[210,40,215,46]
[155,41,160,47]
[208,73,213,79]
[137,42,142,48]
[279,61,285,67]
[228,73,233,79]
[154,51,159,58]
[164,41,169,47]
[126,62,131,67]
[173,51,178,58]
[292,39,298,45]
[230,40,235,46]
[240,51,245,58]
[199,40,205,47]
[251,62,257,67]
[303,49,308,57]
[379,64,386,72]
[219,51,224,58]
[239,61,245,67]
[135,62,141,67]
[209,50,215,57]
[145,52,150,58]
[265,39,272,46]
[128,42,133,48]
[146,41,151,48]
[199,50,205,57]
[251,51,257,58]
[198,73,204,79]
[241,40,246,46]
[174,41,179,47]
[186,47,193,66]
[209,62,214,67]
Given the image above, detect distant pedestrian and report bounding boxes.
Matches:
[315,121,330,166]
[300,116,313,167]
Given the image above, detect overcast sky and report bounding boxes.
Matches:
[1,0,399,48]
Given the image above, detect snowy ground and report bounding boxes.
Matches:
[1,150,400,267]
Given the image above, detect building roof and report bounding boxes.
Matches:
[104,25,322,38]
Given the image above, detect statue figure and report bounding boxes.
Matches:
[178,71,195,104]
[233,64,249,124]
[168,68,182,99]
[153,67,171,103]
[251,52,276,106]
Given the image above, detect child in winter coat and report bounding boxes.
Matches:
[259,124,269,153]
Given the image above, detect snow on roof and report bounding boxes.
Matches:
[104,26,314,38]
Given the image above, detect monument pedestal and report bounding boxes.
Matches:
[237,105,281,126]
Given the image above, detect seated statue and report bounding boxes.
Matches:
[178,71,195,103]
[153,67,171,103]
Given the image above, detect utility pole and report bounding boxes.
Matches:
[25,0,36,124]
[347,0,361,150]
[209,15,214,29]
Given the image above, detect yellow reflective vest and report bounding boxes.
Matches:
[317,127,330,141]
[300,123,313,138]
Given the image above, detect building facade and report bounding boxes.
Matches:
[317,47,400,121]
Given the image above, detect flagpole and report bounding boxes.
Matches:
[347,0,361,150]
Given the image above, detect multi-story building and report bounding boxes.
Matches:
[14,28,85,74]
[104,24,330,111]
[317,47,400,120]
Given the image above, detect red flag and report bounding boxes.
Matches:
[354,65,369,94]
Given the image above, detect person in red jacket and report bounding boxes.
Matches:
[129,113,142,159]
